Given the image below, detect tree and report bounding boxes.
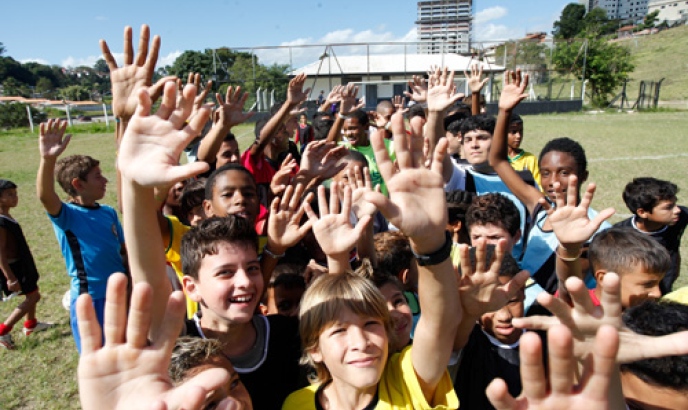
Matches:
[60,85,90,101]
[167,50,214,79]
[35,77,56,98]
[93,58,109,74]
[0,42,5,56]
[583,8,618,36]
[0,102,47,128]
[642,10,660,29]
[552,35,634,107]
[553,3,587,39]
[2,77,30,97]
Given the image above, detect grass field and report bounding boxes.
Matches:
[1,111,688,408]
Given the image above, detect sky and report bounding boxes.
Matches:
[1,0,572,70]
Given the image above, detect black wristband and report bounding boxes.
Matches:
[412,231,452,266]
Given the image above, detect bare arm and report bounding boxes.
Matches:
[250,73,309,157]
[117,81,210,338]
[465,64,489,116]
[196,86,253,163]
[490,70,542,214]
[364,127,459,402]
[325,83,363,144]
[0,228,19,292]
[37,119,71,216]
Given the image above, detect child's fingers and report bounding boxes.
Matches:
[363,191,397,222]
[126,282,154,349]
[156,291,188,353]
[289,184,305,211]
[340,186,352,218]
[582,325,620,401]
[519,331,548,401]
[430,138,447,176]
[457,243,472,278]
[145,35,161,75]
[303,201,319,223]
[546,325,576,396]
[76,293,102,354]
[370,130,395,184]
[156,82,178,120]
[317,185,329,216]
[123,26,134,66]
[103,273,130,345]
[281,185,295,213]
[600,272,622,321]
[566,276,598,316]
[564,174,578,207]
[474,238,487,275]
[512,315,559,331]
[166,162,210,184]
[485,378,519,410]
[165,368,231,410]
[134,24,150,67]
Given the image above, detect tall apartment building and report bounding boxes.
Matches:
[416,0,472,55]
[590,0,649,23]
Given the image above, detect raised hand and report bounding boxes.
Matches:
[214,85,253,129]
[344,166,378,219]
[324,85,345,106]
[364,122,448,254]
[339,83,365,114]
[458,240,530,318]
[77,273,234,410]
[304,183,371,260]
[117,81,210,188]
[270,154,298,197]
[498,70,529,111]
[188,73,213,118]
[100,25,171,121]
[39,119,71,159]
[465,63,489,94]
[486,324,625,410]
[513,273,688,364]
[426,67,464,113]
[392,95,406,112]
[267,184,313,254]
[540,175,615,251]
[298,140,348,181]
[287,73,311,105]
[404,75,428,103]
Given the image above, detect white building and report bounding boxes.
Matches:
[592,0,649,23]
[291,53,503,108]
[416,0,472,55]
[648,0,688,25]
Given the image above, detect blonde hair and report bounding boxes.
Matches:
[298,271,393,384]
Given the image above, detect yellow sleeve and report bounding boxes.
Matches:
[282,384,319,410]
[378,346,459,409]
[163,216,196,318]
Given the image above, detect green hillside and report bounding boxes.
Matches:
[616,25,688,103]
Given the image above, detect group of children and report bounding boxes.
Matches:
[2,24,688,410]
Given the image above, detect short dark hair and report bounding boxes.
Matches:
[407,104,426,120]
[312,112,335,140]
[466,193,521,237]
[623,177,679,214]
[223,132,236,143]
[447,101,471,117]
[621,300,688,391]
[446,190,475,224]
[459,114,495,136]
[348,109,369,127]
[464,244,521,278]
[344,150,369,167]
[374,231,413,279]
[180,178,206,221]
[588,227,670,276]
[55,155,100,197]
[509,113,523,124]
[181,215,258,279]
[169,337,224,383]
[204,163,255,201]
[444,111,470,134]
[0,179,17,195]
[538,137,587,177]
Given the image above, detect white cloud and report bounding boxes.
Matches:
[20,58,50,65]
[95,15,107,21]
[60,50,181,69]
[474,6,508,25]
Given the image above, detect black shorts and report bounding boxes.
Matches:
[1,260,39,296]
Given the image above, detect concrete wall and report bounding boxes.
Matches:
[485,99,583,115]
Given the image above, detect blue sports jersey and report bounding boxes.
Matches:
[49,202,125,300]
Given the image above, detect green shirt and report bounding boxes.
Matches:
[340,139,396,196]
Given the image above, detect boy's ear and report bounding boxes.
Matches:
[182,276,203,303]
[400,268,410,286]
[636,207,650,219]
[308,346,323,364]
[594,269,607,284]
[514,229,522,244]
[202,199,215,218]
[71,177,83,193]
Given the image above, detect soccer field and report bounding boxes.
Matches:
[0,110,687,408]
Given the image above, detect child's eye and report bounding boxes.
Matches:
[365,319,382,328]
[229,376,241,390]
[330,327,345,335]
[393,297,407,308]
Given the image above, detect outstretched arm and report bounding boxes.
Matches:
[77,273,235,410]
[37,119,71,216]
[453,240,530,350]
[513,272,688,365]
[424,67,464,183]
[117,81,210,339]
[486,324,625,410]
[490,70,543,214]
[250,73,309,157]
[465,64,489,115]
[542,175,615,302]
[365,129,459,402]
[196,85,253,163]
[325,83,364,143]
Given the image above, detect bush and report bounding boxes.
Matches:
[0,102,47,129]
